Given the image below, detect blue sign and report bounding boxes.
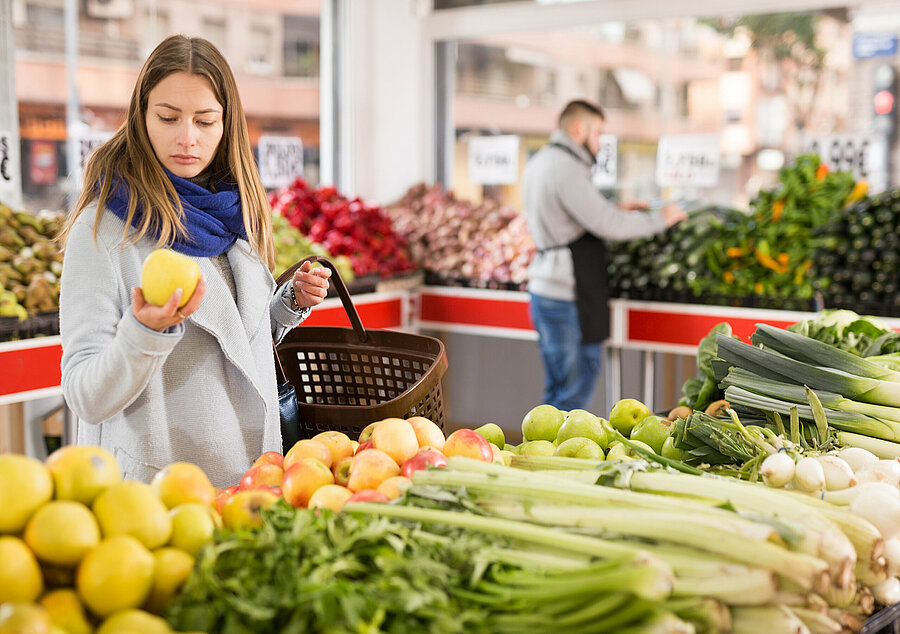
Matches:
[853,33,899,60]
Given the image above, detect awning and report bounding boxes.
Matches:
[613,67,657,104]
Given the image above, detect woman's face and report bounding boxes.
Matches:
[145,72,224,179]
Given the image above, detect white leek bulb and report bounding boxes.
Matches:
[815,455,856,491]
[850,488,900,540]
[839,447,879,473]
[793,456,826,492]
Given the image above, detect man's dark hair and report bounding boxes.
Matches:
[558,99,605,129]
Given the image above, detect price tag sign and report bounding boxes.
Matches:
[76,131,113,184]
[803,135,882,180]
[592,134,617,188]
[0,130,20,200]
[468,135,519,185]
[258,136,304,189]
[656,135,720,188]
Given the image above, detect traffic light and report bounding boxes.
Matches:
[873,64,897,139]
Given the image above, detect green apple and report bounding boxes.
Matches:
[608,399,653,437]
[629,416,673,454]
[522,440,556,457]
[499,450,515,466]
[521,405,565,442]
[554,437,603,460]
[661,436,684,460]
[556,410,611,449]
[606,439,654,461]
[503,443,519,454]
[473,423,505,450]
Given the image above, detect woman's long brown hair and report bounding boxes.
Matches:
[58,35,275,271]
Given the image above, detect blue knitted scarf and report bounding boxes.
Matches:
[106,170,247,257]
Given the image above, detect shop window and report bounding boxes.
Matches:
[283,15,320,78]
[202,17,226,54]
[248,25,273,74]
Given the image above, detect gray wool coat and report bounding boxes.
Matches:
[60,207,304,488]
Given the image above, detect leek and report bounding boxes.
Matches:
[721,367,900,422]
[717,335,900,407]
[835,431,900,460]
[731,604,810,634]
[723,385,900,442]
[752,323,900,382]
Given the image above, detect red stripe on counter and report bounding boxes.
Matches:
[627,309,797,345]
[420,293,534,330]
[302,298,404,330]
[0,343,62,396]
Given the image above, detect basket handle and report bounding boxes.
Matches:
[275,255,368,343]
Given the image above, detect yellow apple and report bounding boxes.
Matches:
[307,484,353,512]
[376,476,410,500]
[221,489,279,530]
[406,416,446,450]
[150,462,215,509]
[281,458,334,508]
[140,248,201,307]
[371,418,418,466]
[312,431,355,464]
[284,439,333,470]
[347,449,400,492]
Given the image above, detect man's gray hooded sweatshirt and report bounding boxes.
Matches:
[523,129,668,302]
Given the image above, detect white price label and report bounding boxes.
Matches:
[258,136,304,189]
[76,131,113,183]
[803,135,882,180]
[0,130,19,195]
[656,135,720,188]
[592,134,617,189]
[468,135,519,185]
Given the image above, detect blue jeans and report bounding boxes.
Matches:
[529,293,602,412]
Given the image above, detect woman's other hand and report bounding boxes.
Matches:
[292,261,331,309]
[132,276,206,331]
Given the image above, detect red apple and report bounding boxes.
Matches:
[355,439,374,455]
[371,418,418,466]
[442,429,493,462]
[332,456,353,487]
[281,458,335,508]
[214,485,239,515]
[252,451,284,470]
[239,464,284,491]
[400,449,448,479]
[407,416,445,450]
[347,449,400,492]
[344,489,390,505]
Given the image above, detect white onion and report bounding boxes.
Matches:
[760,452,795,488]
[873,577,900,606]
[885,537,900,577]
[850,488,900,540]
[839,446,880,473]
[815,455,856,491]
[856,460,900,487]
[823,481,900,506]
[793,456,826,492]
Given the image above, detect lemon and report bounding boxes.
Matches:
[144,547,195,615]
[521,404,564,442]
[76,534,156,618]
[0,603,53,634]
[97,608,171,634]
[46,445,121,505]
[25,500,101,567]
[0,453,54,534]
[92,481,172,549]
[40,589,94,634]
[0,536,43,602]
[168,503,216,556]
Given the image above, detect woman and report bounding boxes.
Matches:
[58,35,330,488]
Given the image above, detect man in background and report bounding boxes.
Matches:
[522,99,686,411]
